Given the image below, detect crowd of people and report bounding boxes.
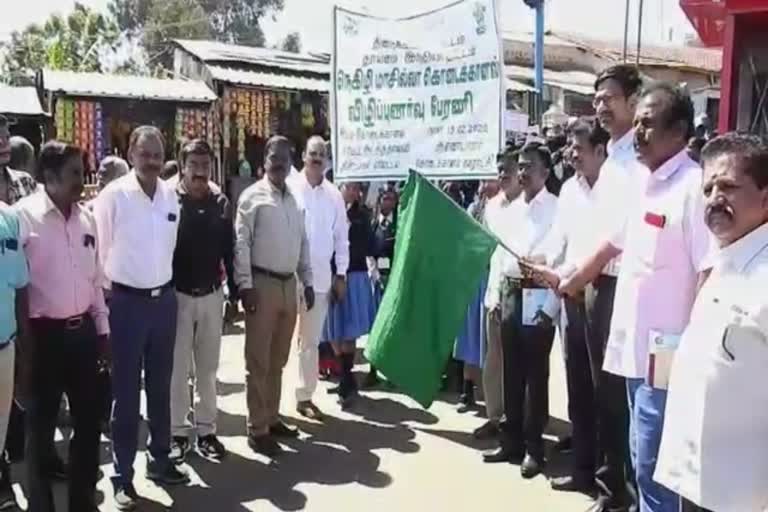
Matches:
[448,64,768,512]
[1,60,767,512]
[0,120,403,511]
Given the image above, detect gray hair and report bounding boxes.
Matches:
[100,156,129,177]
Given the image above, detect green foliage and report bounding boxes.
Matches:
[2,3,119,83]
[280,32,301,53]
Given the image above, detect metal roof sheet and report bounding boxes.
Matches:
[0,86,46,116]
[206,65,328,92]
[505,65,597,95]
[174,39,330,76]
[42,69,217,103]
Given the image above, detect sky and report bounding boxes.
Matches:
[0,0,695,51]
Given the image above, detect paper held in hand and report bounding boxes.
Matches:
[522,289,549,326]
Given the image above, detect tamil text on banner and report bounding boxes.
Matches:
[332,0,504,181]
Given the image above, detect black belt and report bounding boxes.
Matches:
[504,277,547,290]
[252,266,294,282]
[31,313,90,331]
[176,282,221,297]
[113,281,172,298]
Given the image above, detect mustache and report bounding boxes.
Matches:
[706,203,734,221]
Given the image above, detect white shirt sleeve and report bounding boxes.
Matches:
[92,188,115,288]
[333,191,350,276]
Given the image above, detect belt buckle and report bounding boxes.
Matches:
[65,316,83,330]
[151,288,161,298]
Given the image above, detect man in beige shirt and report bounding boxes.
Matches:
[235,135,314,457]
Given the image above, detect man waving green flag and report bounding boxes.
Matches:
[365,171,499,408]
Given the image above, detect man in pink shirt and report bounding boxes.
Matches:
[559,84,712,512]
[15,141,109,512]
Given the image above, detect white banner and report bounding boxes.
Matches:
[332,0,504,181]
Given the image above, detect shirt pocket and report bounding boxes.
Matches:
[634,210,684,271]
[76,232,99,280]
[718,303,768,366]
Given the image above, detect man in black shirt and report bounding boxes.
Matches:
[169,140,235,462]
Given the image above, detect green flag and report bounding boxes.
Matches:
[364,171,499,408]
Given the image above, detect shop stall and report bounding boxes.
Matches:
[39,69,218,183]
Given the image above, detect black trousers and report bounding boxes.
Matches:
[498,282,555,459]
[26,316,101,512]
[680,498,713,512]
[583,276,634,507]
[562,296,601,482]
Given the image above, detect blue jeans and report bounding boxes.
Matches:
[626,378,678,512]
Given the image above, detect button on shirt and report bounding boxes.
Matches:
[93,171,180,289]
[654,222,768,512]
[15,191,109,335]
[0,203,28,344]
[288,173,349,292]
[234,176,312,290]
[603,150,712,379]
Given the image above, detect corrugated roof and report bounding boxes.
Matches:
[174,39,330,76]
[206,65,329,92]
[42,69,217,103]
[506,65,597,96]
[0,86,46,116]
[506,78,536,92]
[553,31,723,73]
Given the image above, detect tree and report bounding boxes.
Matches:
[2,3,120,83]
[108,0,286,65]
[280,32,301,53]
[143,0,211,69]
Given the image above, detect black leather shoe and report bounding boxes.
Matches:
[550,475,596,494]
[247,434,283,457]
[269,421,299,438]
[472,421,499,440]
[482,447,524,464]
[520,454,545,479]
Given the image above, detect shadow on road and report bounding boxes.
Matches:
[158,406,425,511]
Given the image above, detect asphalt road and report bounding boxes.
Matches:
[13,324,593,511]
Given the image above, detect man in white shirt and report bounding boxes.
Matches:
[655,134,768,512]
[482,142,558,479]
[560,84,712,512]
[289,136,349,421]
[527,67,643,511]
[474,149,522,441]
[94,126,188,510]
[525,119,613,494]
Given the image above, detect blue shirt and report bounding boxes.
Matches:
[0,203,28,344]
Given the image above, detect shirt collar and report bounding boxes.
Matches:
[525,186,549,207]
[650,149,692,182]
[607,129,634,157]
[717,222,768,272]
[263,176,292,197]
[27,189,80,218]
[126,170,162,193]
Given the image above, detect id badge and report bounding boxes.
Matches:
[647,330,681,390]
[522,288,548,327]
[377,257,391,271]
